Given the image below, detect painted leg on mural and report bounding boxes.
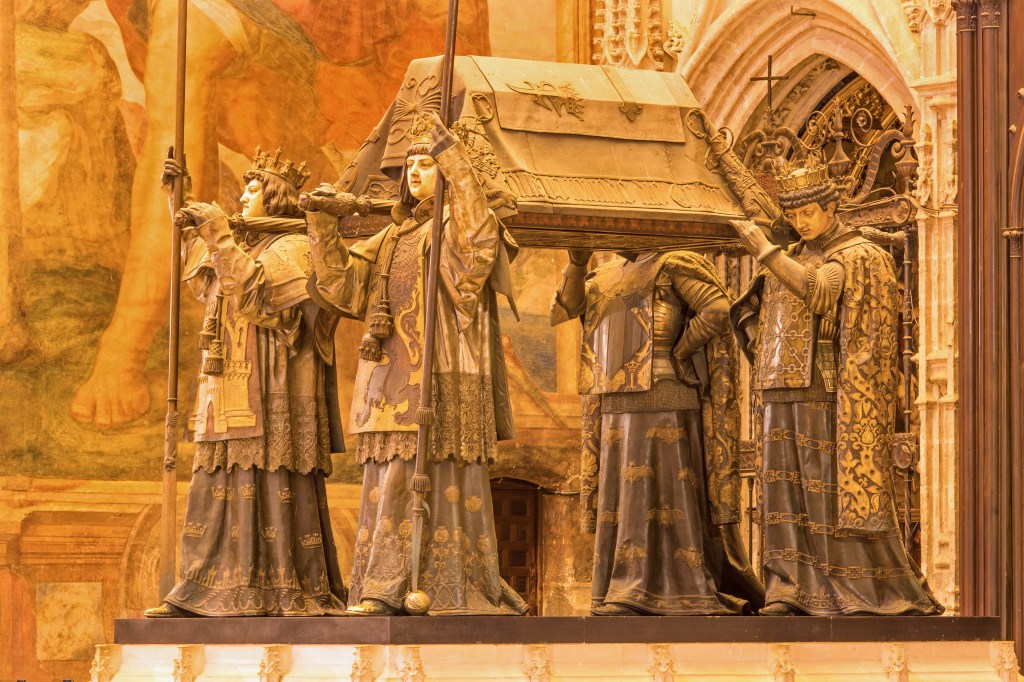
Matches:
[71,0,236,428]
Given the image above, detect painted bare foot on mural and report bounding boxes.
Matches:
[71,357,152,428]
[71,0,235,427]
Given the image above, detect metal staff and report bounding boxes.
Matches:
[159,0,188,599]
[404,0,460,615]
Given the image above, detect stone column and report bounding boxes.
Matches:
[907,1,961,613]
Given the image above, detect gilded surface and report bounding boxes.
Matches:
[828,237,901,533]
[735,233,902,533]
[310,141,517,446]
[750,248,824,391]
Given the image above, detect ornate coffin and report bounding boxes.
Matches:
[336,56,746,250]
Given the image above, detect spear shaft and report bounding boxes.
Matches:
[407,0,460,611]
[159,0,188,600]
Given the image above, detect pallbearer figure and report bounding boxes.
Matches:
[729,158,943,616]
[146,150,347,617]
[553,249,764,616]
[303,113,527,616]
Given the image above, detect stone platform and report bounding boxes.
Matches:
[97,616,1020,681]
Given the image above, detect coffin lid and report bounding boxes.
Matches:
[338,56,745,249]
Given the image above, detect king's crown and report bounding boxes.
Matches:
[251,146,310,190]
[774,157,833,193]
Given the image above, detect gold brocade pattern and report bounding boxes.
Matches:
[763,428,836,454]
[579,394,602,533]
[601,588,729,613]
[769,585,923,615]
[622,464,654,482]
[193,394,332,475]
[615,542,647,563]
[762,469,840,494]
[701,333,741,524]
[760,511,898,537]
[674,547,703,568]
[354,374,498,465]
[761,548,913,579]
[646,426,689,443]
[647,507,687,524]
[829,238,901,533]
[170,562,341,616]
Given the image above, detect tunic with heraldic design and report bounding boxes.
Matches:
[307,119,526,616]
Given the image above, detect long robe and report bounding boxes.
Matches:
[731,225,942,615]
[164,227,347,616]
[309,140,526,615]
[553,251,763,614]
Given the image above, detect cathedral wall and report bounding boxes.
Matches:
[669,0,961,611]
[1,0,960,679]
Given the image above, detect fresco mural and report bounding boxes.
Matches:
[0,1,586,677]
[1,0,524,480]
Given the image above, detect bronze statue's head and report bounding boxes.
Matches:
[775,161,840,241]
[241,147,309,218]
[398,121,437,207]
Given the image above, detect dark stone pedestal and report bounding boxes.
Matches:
[115,615,1000,646]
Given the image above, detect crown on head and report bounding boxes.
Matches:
[407,112,434,149]
[773,154,834,194]
[250,146,310,190]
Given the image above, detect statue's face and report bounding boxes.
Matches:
[784,201,836,241]
[240,178,267,218]
[406,154,438,201]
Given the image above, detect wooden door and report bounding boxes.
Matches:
[490,480,540,615]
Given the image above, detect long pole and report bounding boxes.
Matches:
[405,0,460,614]
[159,0,188,599]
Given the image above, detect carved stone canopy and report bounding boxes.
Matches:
[338,56,747,250]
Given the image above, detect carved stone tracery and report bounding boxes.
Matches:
[647,644,676,682]
[902,0,926,32]
[593,0,673,71]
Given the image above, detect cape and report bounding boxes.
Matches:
[731,232,900,534]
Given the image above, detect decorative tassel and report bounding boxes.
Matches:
[358,333,382,362]
[198,294,223,350]
[200,293,225,373]
[369,300,394,340]
[360,273,394,362]
[198,315,218,351]
[202,338,225,375]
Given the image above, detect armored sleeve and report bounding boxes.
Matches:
[666,261,732,361]
[550,262,588,325]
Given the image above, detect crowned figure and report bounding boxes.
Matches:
[146,148,347,617]
[728,157,942,615]
[302,112,527,616]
